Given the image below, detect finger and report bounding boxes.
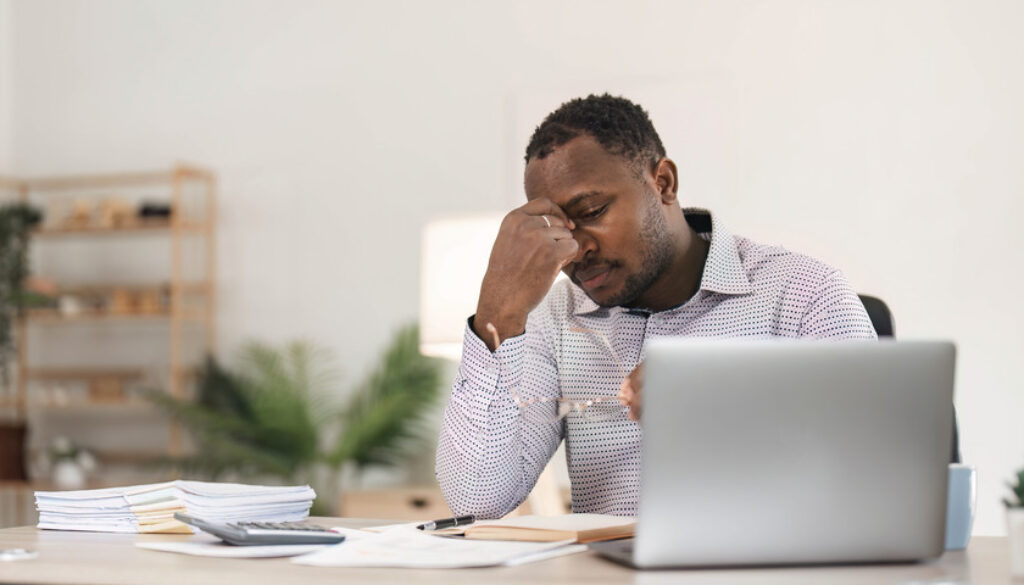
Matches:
[534,213,569,231]
[522,198,575,230]
[546,226,574,242]
[618,378,633,401]
[553,237,580,267]
[630,390,642,421]
[618,388,633,406]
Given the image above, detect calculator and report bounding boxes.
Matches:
[173,512,346,546]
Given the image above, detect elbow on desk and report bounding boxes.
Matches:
[437,480,524,520]
[434,463,524,520]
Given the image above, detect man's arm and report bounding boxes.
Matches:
[435,316,562,519]
[437,195,577,517]
[799,271,878,339]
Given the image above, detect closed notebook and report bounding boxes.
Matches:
[437,513,635,544]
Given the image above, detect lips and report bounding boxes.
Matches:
[574,264,612,290]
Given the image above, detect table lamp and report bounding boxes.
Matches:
[419,215,503,360]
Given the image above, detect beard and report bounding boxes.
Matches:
[592,194,674,309]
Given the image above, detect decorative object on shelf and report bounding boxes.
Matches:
[46,435,97,490]
[1005,467,1024,577]
[88,376,125,403]
[22,276,58,309]
[57,294,85,317]
[97,198,135,228]
[109,288,135,315]
[137,289,163,315]
[49,198,175,231]
[63,200,93,229]
[138,202,173,220]
[149,323,442,515]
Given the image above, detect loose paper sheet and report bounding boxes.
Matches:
[137,541,329,558]
[292,525,583,569]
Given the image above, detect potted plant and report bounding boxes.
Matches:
[0,202,42,481]
[0,203,42,385]
[1006,467,1024,576]
[149,323,442,514]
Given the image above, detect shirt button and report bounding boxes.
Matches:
[486,364,498,374]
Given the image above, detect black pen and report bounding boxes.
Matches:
[416,515,476,531]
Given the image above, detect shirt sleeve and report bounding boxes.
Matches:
[799,270,879,339]
[434,314,564,519]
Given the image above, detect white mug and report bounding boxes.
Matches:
[945,463,977,550]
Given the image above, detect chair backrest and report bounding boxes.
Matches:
[858,294,960,463]
[858,294,894,337]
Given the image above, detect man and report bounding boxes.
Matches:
[435,94,876,519]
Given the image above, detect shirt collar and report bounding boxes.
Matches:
[570,207,752,316]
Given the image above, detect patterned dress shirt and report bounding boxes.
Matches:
[435,208,877,518]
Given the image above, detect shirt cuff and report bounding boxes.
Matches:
[457,316,527,397]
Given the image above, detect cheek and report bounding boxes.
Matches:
[596,220,641,260]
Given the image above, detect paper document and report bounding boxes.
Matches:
[137,540,328,558]
[36,480,316,534]
[292,525,583,569]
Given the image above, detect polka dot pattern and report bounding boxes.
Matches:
[436,209,877,519]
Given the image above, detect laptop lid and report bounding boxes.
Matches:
[634,340,955,568]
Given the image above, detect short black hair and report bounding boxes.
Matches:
[524,94,666,174]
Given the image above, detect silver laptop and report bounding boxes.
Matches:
[592,339,955,568]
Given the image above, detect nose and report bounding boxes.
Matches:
[571,228,596,264]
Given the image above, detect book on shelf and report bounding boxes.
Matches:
[34,480,315,534]
[436,513,635,544]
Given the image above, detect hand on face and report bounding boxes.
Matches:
[474,198,579,349]
[618,362,644,422]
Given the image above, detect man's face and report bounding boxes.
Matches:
[524,135,674,308]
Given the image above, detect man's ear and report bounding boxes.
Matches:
[653,158,679,204]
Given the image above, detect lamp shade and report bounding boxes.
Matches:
[419,215,503,360]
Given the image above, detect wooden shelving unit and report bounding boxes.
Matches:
[0,164,217,464]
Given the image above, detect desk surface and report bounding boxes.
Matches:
[0,518,1016,585]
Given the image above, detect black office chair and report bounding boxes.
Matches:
[858,294,961,464]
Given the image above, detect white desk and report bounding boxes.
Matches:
[0,518,1016,584]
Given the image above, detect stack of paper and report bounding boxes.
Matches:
[35,480,316,534]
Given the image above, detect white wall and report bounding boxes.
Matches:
[4,0,1022,535]
[0,0,12,173]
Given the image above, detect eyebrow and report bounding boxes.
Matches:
[563,191,605,211]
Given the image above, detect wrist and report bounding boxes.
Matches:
[473,308,526,350]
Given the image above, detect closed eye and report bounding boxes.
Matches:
[577,205,608,221]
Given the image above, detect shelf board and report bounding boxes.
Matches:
[13,165,214,191]
[0,397,23,409]
[26,400,159,414]
[26,309,170,323]
[25,447,168,465]
[54,282,209,295]
[23,368,146,381]
[24,309,208,323]
[31,220,206,237]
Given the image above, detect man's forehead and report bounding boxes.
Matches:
[524,135,630,201]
